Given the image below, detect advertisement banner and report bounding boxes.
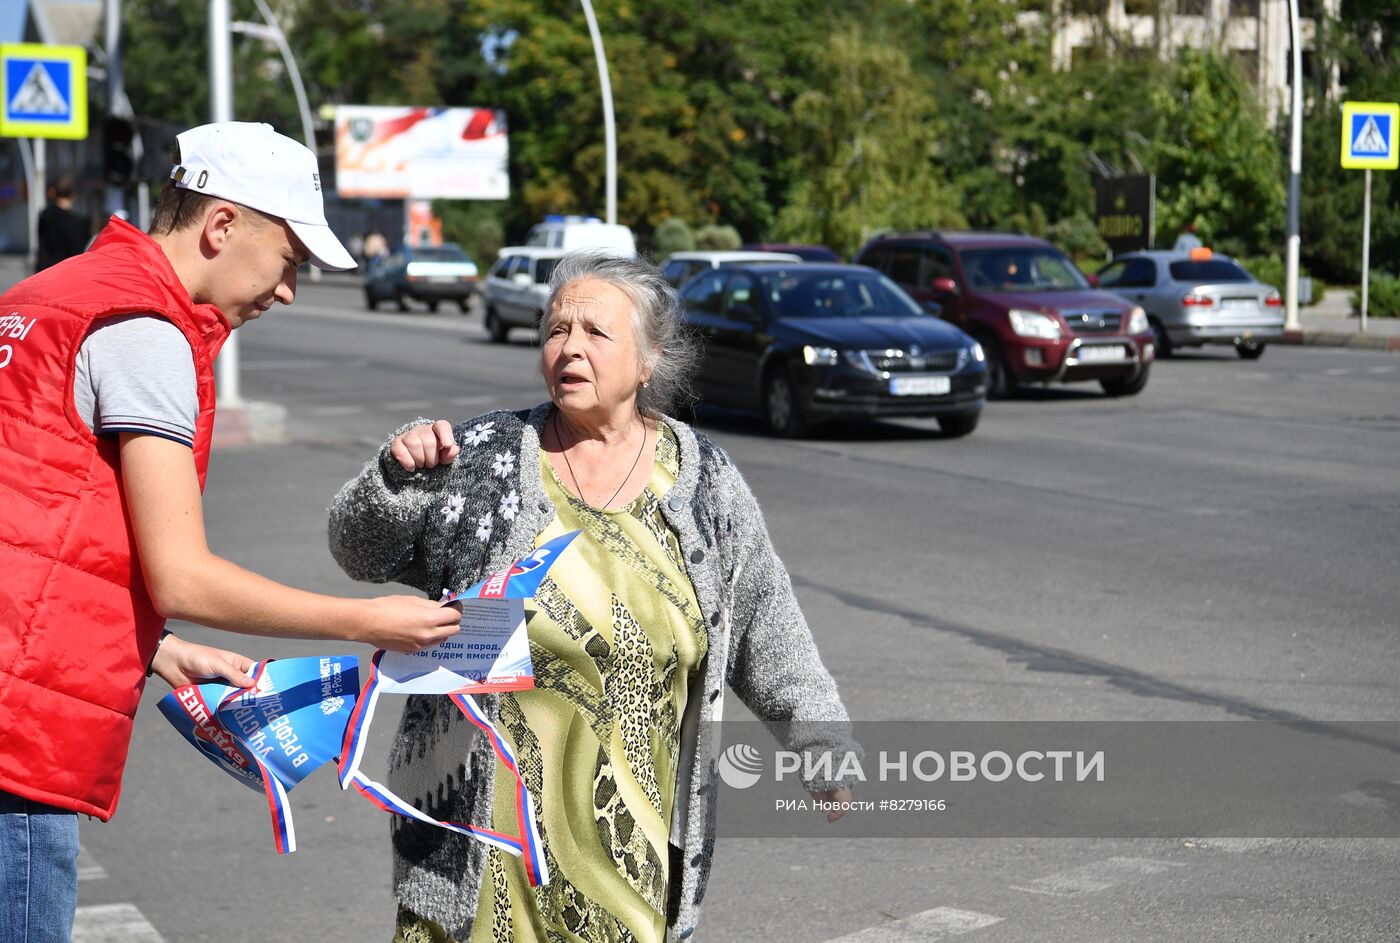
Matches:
[335,105,509,199]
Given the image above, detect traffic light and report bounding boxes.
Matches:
[103,116,135,185]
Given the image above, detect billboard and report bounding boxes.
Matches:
[1093,174,1155,255]
[335,106,508,200]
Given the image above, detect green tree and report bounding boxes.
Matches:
[775,26,964,258]
[1146,50,1284,251]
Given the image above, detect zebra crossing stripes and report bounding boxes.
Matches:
[820,906,1003,942]
[71,904,163,942]
[1009,855,1186,897]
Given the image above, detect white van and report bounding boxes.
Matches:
[525,215,636,256]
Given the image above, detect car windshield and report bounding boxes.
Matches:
[961,247,1090,292]
[1168,260,1253,283]
[759,271,926,320]
[412,245,472,262]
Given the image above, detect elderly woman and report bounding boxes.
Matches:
[329,251,854,942]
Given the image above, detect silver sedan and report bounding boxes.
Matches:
[1095,250,1283,359]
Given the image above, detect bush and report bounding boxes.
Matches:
[693,224,742,251]
[1046,212,1109,269]
[1353,272,1400,318]
[653,218,695,260]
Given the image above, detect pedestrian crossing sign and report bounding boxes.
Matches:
[1340,101,1399,171]
[0,44,88,140]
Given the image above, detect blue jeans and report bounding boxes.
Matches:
[0,790,78,943]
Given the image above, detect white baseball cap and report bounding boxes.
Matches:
[170,121,355,271]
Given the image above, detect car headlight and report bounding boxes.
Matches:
[971,342,986,363]
[803,345,840,366]
[1126,306,1148,335]
[1009,308,1063,340]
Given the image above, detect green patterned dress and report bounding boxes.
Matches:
[396,422,708,943]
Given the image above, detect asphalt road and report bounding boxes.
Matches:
[73,277,1400,942]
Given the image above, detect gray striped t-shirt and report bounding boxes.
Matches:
[72,314,198,447]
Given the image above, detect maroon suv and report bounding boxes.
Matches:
[856,232,1154,397]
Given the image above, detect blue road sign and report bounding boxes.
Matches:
[1340,101,1399,171]
[0,43,88,139]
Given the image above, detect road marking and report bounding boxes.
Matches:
[290,302,480,334]
[72,904,163,942]
[76,845,106,880]
[449,394,501,406]
[820,906,1003,942]
[1324,367,1353,376]
[384,400,433,411]
[1366,365,1396,374]
[1010,856,1186,897]
[1184,838,1284,853]
[308,404,365,416]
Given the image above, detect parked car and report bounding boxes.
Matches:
[363,243,479,313]
[661,250,802,288]
[856,231,1154,397]
[525,215,636,255]
[481,246,567,343]
[680,262,988,437]
[742,242,842,262]
[1095,249,1283,359]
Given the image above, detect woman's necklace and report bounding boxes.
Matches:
[553,410,647,510]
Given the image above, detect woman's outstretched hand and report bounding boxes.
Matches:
[390,420,460,472]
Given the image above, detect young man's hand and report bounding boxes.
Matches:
[356,596,463,653]
[151,634,256,688]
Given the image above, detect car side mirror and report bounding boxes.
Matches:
[930,276,959,296]
[1086,273,1101,288]
[512,272,533,286]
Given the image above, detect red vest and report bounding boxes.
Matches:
[0,217,231,820]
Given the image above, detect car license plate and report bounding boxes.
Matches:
[1077,345,1127,364]
[890,375,951,396]
[1223,299,1257,311]
[429,276,458,284]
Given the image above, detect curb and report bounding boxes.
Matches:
[212,400,289,449]
[1279,330,1400,352]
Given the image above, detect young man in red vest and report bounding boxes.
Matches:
[0,122,461,942]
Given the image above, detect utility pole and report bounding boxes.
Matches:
[104,0,126,219]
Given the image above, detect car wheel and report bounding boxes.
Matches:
[1235,339,1266,360]
[394,291,409,313]
[938,412,980,438]
[485,308,509,343]
[982,337,1018,399]
[364,287,378,310]
[1150,319,1173,358]
[426,300,440,313]
[458,298,471,313]
[1100,363,1151,397]
[762,369,808,438]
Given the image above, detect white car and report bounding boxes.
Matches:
[482,246,567,343]
[661,250,803,288]
[525,216,636,256]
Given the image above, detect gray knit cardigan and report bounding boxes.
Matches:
[328,404,854,941]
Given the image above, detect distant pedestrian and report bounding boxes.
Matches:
[0,121,462,943]
[364,228,389,262]
[1173,222,1203,253]
[35,175,89,271]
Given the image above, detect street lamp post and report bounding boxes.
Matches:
[209,0,239,406]
[1284,0,1303,332]
[579,0,616,224]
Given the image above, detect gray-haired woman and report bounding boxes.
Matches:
[329,250,855,942]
